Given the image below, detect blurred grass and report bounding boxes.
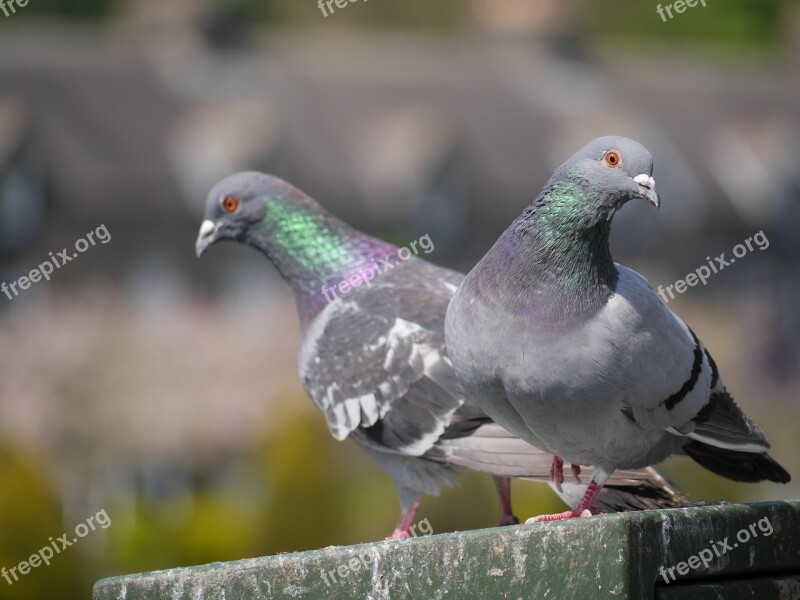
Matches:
[0,409,568,598]
[582,0,793,47]
[10,0,800,48]
[0,448,83,599]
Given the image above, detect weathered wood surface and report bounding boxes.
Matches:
[94,501,800,599]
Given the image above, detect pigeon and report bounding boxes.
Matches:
[195,171,688,538]
[445,136,790,523]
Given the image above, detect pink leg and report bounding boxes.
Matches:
[526,477,604,524]
[550,456,565,492]
[493,476,519,526]
[389,497,422,540]
[571,464,582,483]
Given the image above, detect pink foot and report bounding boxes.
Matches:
[571,464,582,484]
[525,478,603,524]
[550,457,565,492]
[525,508,592,523]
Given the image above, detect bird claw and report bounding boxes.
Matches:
[524,508,593,524]
[498,514,520,526]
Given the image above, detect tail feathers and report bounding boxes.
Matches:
[431,423,689,511]
[684,440,791,483]
[561,467,689,512]
[430,423,556,477]
[593,470,689,512]
[687,389,771,452]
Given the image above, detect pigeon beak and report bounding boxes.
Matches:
[633,174,660,209]
[195,220,218,257]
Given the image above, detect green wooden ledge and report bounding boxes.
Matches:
[93,501,800,600]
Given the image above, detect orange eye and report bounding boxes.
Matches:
[604,150,621,168]
[222,195,239,212]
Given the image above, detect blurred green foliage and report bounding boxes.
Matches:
[0,385,788,600]
[9,0,799,46]
[0,447,82,600]
[217,0,465,31]
[581,0,794,46]
[18,0,116,19]
[0,408,584,599]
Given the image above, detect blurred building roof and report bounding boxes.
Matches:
[0,23,797,273]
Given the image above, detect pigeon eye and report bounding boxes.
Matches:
[222,195,239,212]
[604,151,621,168]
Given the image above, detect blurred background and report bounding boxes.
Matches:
[0,0,799,597]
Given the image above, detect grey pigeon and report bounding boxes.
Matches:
[196,171,688,538]
[445,136,790,523]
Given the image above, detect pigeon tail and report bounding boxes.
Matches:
[683,441,791,483]
[686,389,772,452]
[678,388,790,483]
[594,472,689,512]
[431,422,689,511]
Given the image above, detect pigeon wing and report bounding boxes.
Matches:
[617,266,771,453]
[298,263,466,456]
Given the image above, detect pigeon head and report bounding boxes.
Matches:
[195,171,296,257]
[195,171,398,326]
[551,136,659,217]
[508,136,659,247]
[480,136,661,318]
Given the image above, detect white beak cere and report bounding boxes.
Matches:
[199,220,216,238]
[633,174,660,208]
[634,174,656,189]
